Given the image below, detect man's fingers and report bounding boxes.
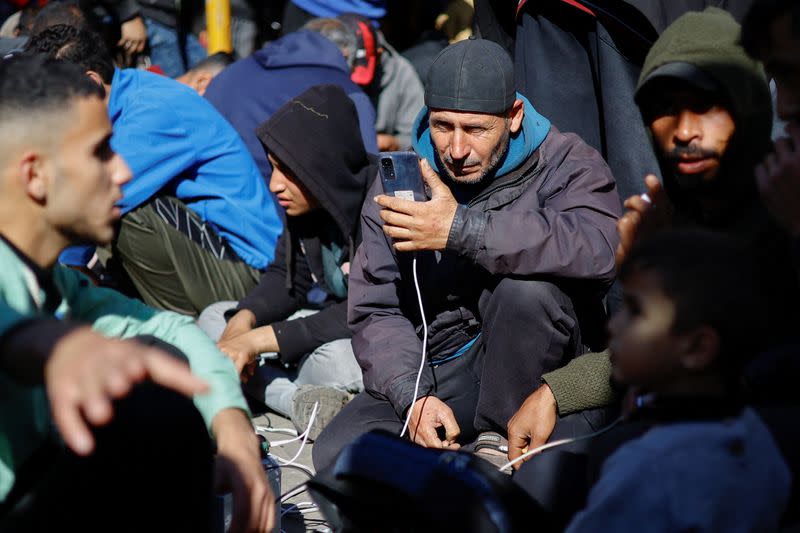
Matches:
[375,194,419,215]
[624,194,651,215]
[440,409,461,443]
[382,224,414,241]
[419,423,443,448]
[141,349,209,397]
[393,240,421,253]
[419,158,446,193]
[50,397,95,456]
[379,208,415,229]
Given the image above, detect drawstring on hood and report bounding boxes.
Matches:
[256,84,377,295]
[410,93,551,183]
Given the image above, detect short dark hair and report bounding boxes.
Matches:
[619,229,767,374]
[742,0,800,58]
[25,24,114,84]
[189,51,235,73]
[0,54,103,121]
[30,1,88,37]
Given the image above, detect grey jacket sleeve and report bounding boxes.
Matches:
[446,132,621,284]
[348,179,433,417]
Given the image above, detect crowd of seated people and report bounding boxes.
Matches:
[0,0,798,531]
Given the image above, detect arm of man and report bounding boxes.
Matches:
[447,142,621,282]
[506,350,618,467]
[0,316,208,456]
[350,180,440,415]
[58,268,274,532]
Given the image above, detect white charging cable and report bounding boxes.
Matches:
[499,416,623,472]
[399,256,428,438]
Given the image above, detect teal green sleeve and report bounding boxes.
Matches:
[0,301,36,340]
[55,267,249,429]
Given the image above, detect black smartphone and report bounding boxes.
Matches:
[378,152,427,202]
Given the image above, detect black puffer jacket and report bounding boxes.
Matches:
[234,84,377,364]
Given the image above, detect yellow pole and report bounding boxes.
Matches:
[206,0,232,54]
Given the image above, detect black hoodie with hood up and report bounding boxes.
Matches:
[234,84,378,364]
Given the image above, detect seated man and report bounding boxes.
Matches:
[313,38,621,469]
[175,51,234,96]
[0,55,272,533]
[508,7,800,523]
[564,230,790,531]
[26,25,283,316]
[198,84,376,438]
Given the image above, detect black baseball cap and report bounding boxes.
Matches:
[425,38,516,114]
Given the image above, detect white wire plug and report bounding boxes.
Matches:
[400,255,428,438]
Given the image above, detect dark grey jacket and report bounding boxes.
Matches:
[348,126,622,416]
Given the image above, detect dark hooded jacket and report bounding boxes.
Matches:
[348,94,622,416]
[474,0,755,205]
[234,85,377,364]
[636,7,799,339]
[543,7,800,417]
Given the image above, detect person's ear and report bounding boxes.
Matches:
[678,325,720,372]
[19,151,47,204]
[192,71,214,96]
[85,70,105,87]
[508,98,525,134]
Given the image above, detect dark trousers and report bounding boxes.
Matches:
[0,383,215,533]
[313,278,585,470]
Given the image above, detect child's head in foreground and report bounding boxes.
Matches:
[609,228,766,395]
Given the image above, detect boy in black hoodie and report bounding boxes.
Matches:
[197,84,377,437]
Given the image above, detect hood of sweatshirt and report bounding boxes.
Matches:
[634,7,773,225]
[256,84,376,244]
[253,30,352,75]
[410,93,550,189]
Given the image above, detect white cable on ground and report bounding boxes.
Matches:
[400,256,428,438]
[268,401,318,472]
[254,426,298,437]
[499,417,623,472]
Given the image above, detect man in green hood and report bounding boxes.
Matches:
[508,8,800,524]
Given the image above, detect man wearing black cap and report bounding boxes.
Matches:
[313,37,622,468]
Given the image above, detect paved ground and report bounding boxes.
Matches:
[251,412,329,533]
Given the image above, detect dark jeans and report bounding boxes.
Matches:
[313,278,585,470]
[0,382,215,533]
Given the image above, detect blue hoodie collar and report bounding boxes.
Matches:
[410,93,551,180]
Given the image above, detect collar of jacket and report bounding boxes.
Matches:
[411,92,550,183]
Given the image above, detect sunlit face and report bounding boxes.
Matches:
[46,97,131,245]
[607,270,685,389]
[761,12,800,130]
[428,100,523,184]
[646,80,736,188]
[268,153,318,216]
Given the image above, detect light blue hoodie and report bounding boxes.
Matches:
[61,68,282,269]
